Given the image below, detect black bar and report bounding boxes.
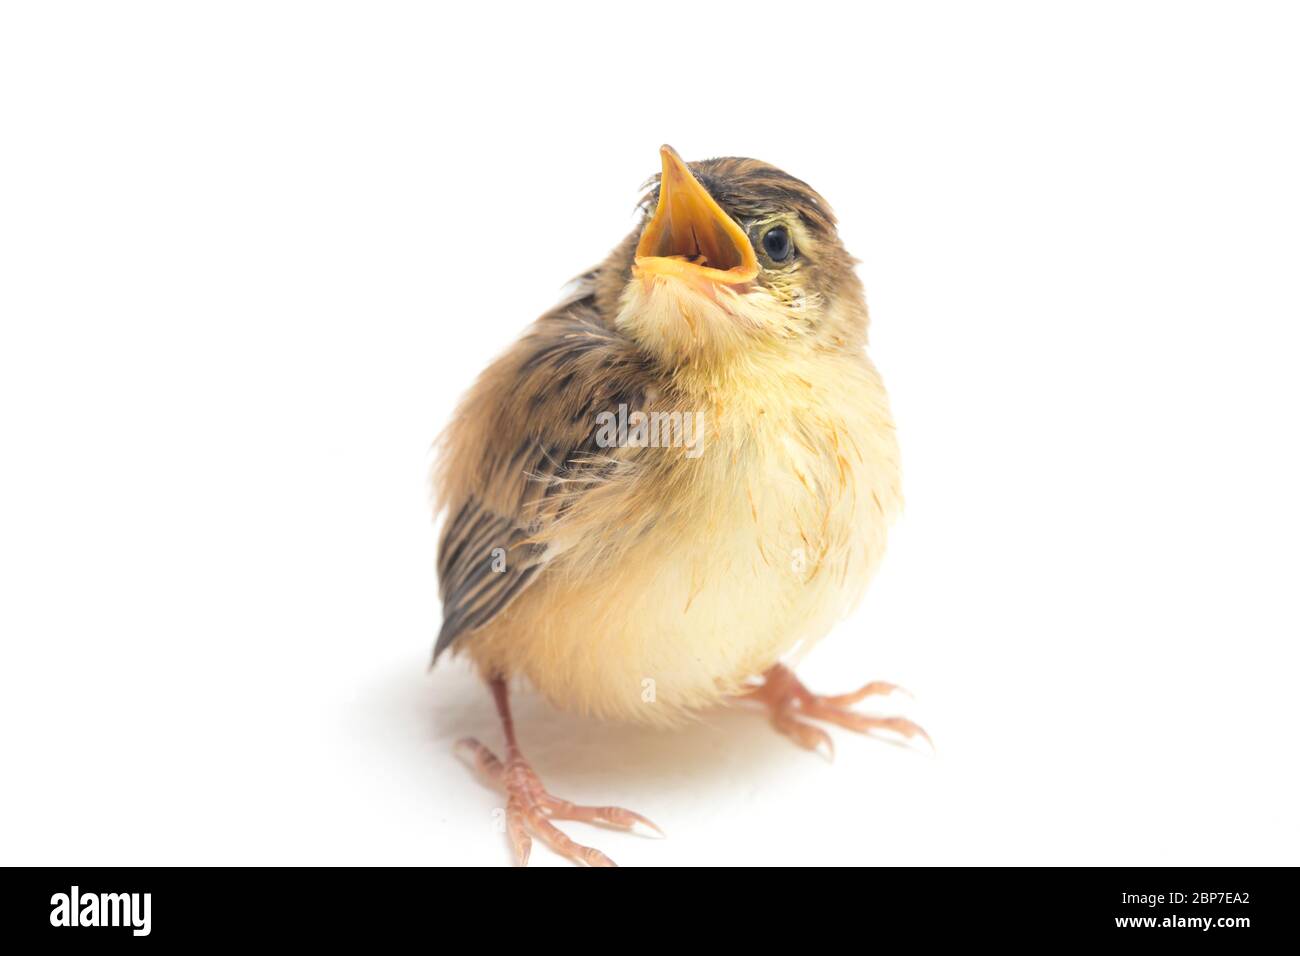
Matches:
[1,866,1287,944]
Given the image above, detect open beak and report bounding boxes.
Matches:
[634,145,759,286]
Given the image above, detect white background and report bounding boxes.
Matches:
[2,2,1297,866]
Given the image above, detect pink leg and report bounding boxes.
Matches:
[455,678,662,867]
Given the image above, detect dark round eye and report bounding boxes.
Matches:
[761,225,793,263]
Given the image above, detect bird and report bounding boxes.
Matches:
[432,145,927,866]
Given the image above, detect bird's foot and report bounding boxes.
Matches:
[455,737,662,867]
[743,663,932,760]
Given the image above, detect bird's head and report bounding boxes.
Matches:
[601,145,867,370]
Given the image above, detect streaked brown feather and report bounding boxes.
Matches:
[433,289,655,657]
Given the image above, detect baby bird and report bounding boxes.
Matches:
[433,146,926,866]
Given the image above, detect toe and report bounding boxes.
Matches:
[527,810,618,867]
[506,799,533,867]
[455,738,507,784]
[806,704,933,750]
[773,706,836,760]
[544,800,665,836]
[821,681,909,706]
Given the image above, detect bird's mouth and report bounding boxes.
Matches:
[633,145,759,286]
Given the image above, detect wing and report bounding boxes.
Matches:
[434,497,548,657]
[432,293,651,660]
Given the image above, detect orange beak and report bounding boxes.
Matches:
[633,145,759,286]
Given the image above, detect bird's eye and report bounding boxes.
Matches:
[761,225,794,263]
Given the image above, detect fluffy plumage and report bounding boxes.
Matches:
[433,154,901,726]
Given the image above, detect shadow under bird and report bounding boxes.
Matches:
[432,145,928,866]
